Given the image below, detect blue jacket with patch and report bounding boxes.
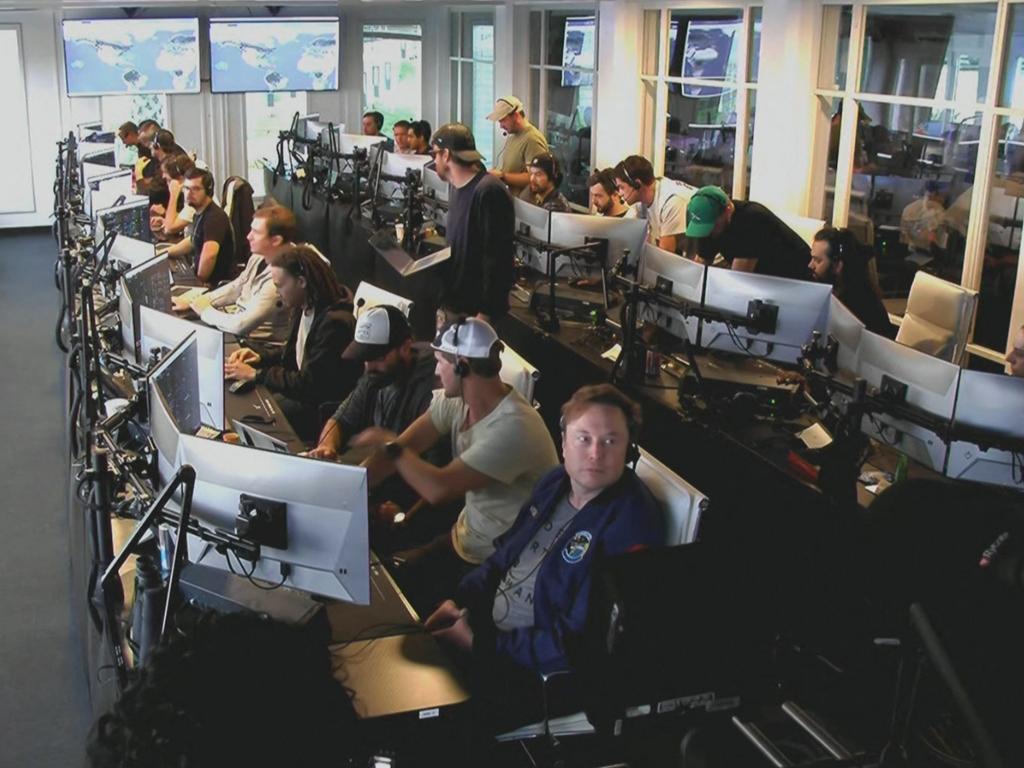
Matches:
[457,465,664,675]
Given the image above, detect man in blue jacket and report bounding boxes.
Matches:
[425,383,663,728]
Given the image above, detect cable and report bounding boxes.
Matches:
[225,549,288,591]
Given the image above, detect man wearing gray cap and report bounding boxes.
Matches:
[487,95,549,197]
[352,318,558,613]
[430,123,515,323]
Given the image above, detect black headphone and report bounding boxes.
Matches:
[190,169,214,196]
[532,153,563,188]
[619,162,642,190]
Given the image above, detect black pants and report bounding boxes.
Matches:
[389,532,476,617]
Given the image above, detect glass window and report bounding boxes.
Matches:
[449,13,494,166]
[362,25,422,133]
[999,4,1024,108]
[748,8,762,83]
[245,91,308,198]
[818,6,852,91]
[465,13,493,61]
[859,5,996,105]
[472,59,495,165]
[667,10,743,82]
[663,86,738,194]
[544,69,593,206]
[101,94,167,167]
[975,116,1024,352]
[854,101,982,316]
[745,91,757,199]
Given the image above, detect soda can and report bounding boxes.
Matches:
[158,523,176,577]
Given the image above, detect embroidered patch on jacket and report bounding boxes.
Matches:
[562,531,592,564]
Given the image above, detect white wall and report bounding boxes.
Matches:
[0,9,63,228]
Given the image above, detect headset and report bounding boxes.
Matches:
[532,154,563,188]
[188,169,214,196]
[619,161,643,190]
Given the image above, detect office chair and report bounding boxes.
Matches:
[895,270,977,363]
[352,281,413,319]
[498,343,540,405]
[496,448,709,744]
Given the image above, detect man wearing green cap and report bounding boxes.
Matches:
[685,187,811,280]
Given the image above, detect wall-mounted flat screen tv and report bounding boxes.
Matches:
[63,18,200,96]
[209,17,340,93]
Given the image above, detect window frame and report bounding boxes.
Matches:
[448,10,495,164]
[639,4,762,200]
[817,0,1024,365]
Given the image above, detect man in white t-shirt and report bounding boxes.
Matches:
[613,154,694,254]
[352,318,559,613]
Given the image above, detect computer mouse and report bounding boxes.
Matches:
[229,379,255,395]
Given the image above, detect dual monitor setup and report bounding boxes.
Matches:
[139,295,370,606]
[635,243,1024,489]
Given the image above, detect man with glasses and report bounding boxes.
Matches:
[429,123,515,325]
[164,167,235,285]
[613,155,694,255]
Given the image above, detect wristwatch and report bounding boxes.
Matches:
[383,441,404,461]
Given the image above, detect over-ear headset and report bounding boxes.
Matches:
[620,162,642,190]
[192,169,214,196]
[548,155,564,188]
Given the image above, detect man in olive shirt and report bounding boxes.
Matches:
[486,95,549,198]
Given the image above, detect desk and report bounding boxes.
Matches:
[496,293,951,665]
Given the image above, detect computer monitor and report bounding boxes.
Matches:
[88,169,135,217]
[77,121,102,140]
[147,355,185,486]
[513,198,551,272]
[826,295,866,374]
[139,305,225,430]
[232,419,290,454]
[422,165,449,204]
[549,211,648,274]
[946,370,1024,489]
[338,132,387,157]
[698,269,833,365]
[853,330,959,472]
[148,331,202,439]
[375,151,431,200]
[177,434,370,604]
[638,244,706,343]
[97,198,153,245]
[119,255,172,362]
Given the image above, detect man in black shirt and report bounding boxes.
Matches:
[430,123,514,324]
[165,167,235,285]
[685,186,811,280]
[809,227,893,338]
[588,168,633,218]
[306,305,436,461]
[519,152,571,212]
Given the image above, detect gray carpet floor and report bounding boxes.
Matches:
[0,229,90,767]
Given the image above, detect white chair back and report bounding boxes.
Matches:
[634,448,707,545]
[896,270,977,363]
[499,343,539,404]
[353,281,414,319]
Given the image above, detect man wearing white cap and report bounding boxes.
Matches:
[352,318,558,613]
[486,95,549,198]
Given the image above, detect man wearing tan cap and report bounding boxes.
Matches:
[486,95,549,198]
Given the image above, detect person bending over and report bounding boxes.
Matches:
[87,610,359,768]
[224,245,359,442]
[426,384,663,731]
[183,204,295,347]
[351,318,558,614]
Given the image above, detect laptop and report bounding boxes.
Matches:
[231,418,290,454]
